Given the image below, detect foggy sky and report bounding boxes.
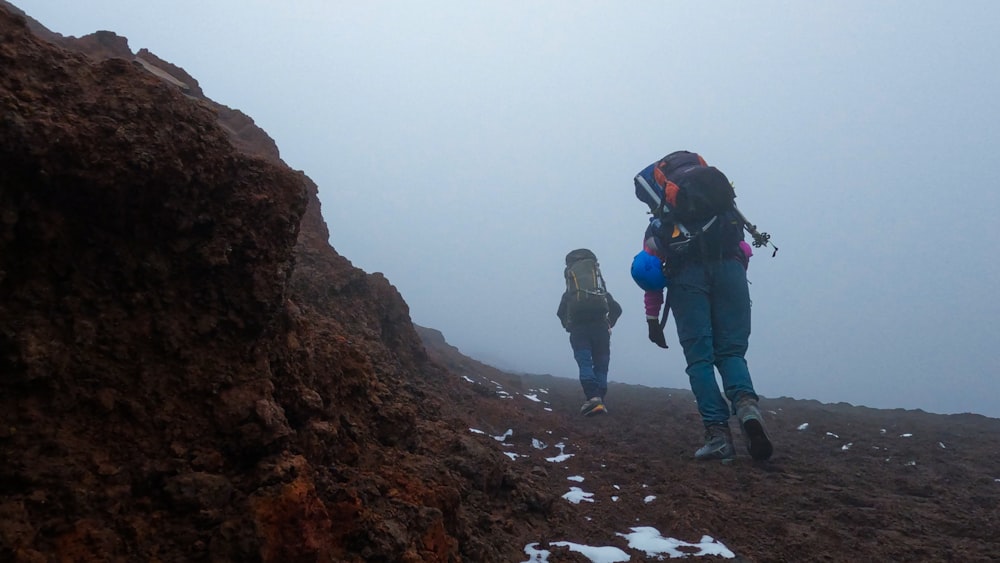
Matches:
[14,1,1000,417]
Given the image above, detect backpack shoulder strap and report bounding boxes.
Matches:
[594,261,607,293]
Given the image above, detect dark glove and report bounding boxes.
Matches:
[647,318,668,348]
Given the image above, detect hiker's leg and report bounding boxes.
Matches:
[711,258,757,409]
[669,263,729,425]
[570,329,601,399]
[589,323,611,399]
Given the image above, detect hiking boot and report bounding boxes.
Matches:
[735,396,773,461]
[694,424,734,460]
[580,397,607,417]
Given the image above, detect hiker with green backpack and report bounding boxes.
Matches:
[633,150,777,461]
[557,249,622,417]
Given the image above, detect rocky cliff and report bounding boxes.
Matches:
[0,5,550,561]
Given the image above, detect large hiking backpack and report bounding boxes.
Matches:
[563,249,610,323]
[634,151,741,265]
[634,151,735,223]
[635,150,776,262]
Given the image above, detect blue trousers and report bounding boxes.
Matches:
[569,321,611,400]
[668,258,758,426]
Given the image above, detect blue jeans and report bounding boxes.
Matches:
[667,258,758,426]
[569,321,611,400]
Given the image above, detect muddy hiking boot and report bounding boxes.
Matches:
[694,424,734,460]
[735,396,773,461]
[580,397,607,417]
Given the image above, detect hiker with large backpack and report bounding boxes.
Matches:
[633,150,775,461]
[557,248,623,417]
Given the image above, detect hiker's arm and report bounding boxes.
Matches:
[557,293,569,330]
[606,293,623,328]
[644,290,664,320]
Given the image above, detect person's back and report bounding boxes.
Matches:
[557,249,622,416]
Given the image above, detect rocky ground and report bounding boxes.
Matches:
[420,326,1000,562]
[1,3,998,561]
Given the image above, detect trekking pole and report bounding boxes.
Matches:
[733,205,778,257]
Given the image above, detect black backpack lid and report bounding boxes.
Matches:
[565,248,597,266]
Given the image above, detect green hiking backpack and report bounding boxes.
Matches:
[564,249,610,324]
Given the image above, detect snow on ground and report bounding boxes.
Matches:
[460,376,738,559]
[545,442,573,463]
[465,375,953,562]
[562,487,594,504]
[523,529,735,562]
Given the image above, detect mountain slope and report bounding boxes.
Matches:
[419,326,1000,561]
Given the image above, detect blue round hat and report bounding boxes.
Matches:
[630,250,667,292]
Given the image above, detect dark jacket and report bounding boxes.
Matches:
[557,291,623,332]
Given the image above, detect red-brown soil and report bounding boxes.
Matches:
[1,4,998,562]
[420,326,1000,562]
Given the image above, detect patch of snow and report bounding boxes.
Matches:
[562,487,594,504]
[618,527,735,559]
[546,442,574,463]
[522,543,548,562]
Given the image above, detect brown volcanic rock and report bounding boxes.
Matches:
[134,48,206,98]
[4,3,280,163]
[1,4,306,560]
[0,5,549,562]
